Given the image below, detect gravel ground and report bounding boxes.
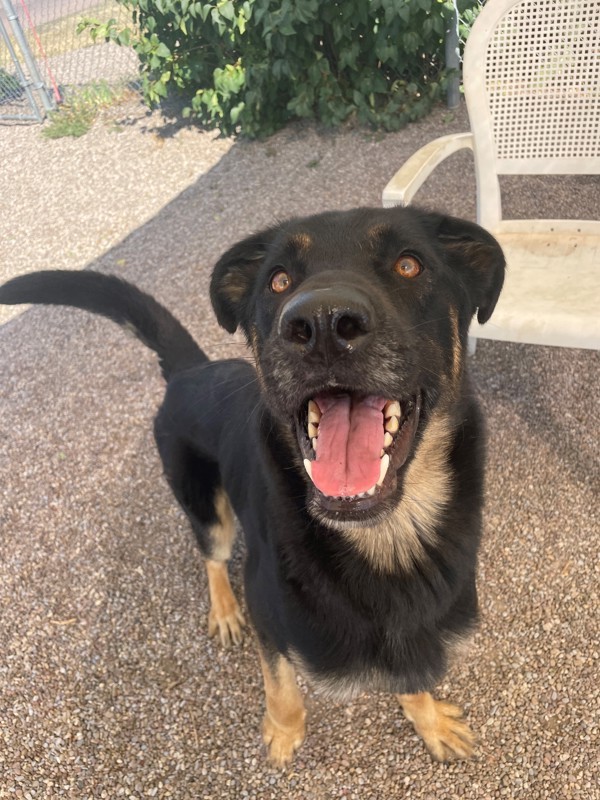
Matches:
[0,99,598,799]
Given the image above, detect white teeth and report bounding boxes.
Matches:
[303,459,313,478]
[385,415,399,434]
[384,400,401,419]
[312,437,318,451]
[378,453,390,486]
[383,431,394,449]
[308,400,321,424]
[307,400,321,441]
[353,486,378,499]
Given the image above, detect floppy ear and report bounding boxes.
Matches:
[434,214,505,325]
[210,228,278,333]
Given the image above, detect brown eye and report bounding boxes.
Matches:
[394,254,422,279]
[270,270,292,293]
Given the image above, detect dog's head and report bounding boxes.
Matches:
[211,206,504,527]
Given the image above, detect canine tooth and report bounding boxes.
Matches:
[385,415,399,434]
[308,400,321,424]
[378,454,390,486]
[384,400,401,419]
[312,438,318,451]
[303,459,313,478]
[383,431,394,449]
[366,485,377,496]
[308,422,319,439]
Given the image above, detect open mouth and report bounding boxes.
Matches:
[296,390,422,512]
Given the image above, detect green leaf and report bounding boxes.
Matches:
[152,80,168,97]
[230,101,245,124]
[398,4,411,23]
[155,42,171,58]
[218,0,235,21]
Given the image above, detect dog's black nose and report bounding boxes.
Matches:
[278,285,374,356]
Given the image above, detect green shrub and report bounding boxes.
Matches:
[81,0,481,138]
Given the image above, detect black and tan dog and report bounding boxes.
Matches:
[0,206,504,766]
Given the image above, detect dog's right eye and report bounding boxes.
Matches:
[394,254,422,279]
[270,270,292,294]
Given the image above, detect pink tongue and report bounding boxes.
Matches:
[311,394,386,497]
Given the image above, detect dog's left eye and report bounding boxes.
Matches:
[270,270,292,294]
[394,254,422,279]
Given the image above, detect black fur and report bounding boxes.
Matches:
[0,206,504,710]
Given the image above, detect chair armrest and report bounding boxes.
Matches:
[382,132,474,207]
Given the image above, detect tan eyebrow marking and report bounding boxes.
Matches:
[288,233,312,252]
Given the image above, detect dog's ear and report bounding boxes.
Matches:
[210,228,278,333]
[434,214,505,324]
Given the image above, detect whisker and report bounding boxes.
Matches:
[404,316,452,332]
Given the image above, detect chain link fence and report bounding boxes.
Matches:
[0,0,137,121]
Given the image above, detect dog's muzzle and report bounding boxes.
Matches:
[271,280,422,515]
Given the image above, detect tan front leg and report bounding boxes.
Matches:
[397,691,475,761]
[205,560,245,647]
[259,649,306,767]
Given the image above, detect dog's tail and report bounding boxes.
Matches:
[0,270,207,380]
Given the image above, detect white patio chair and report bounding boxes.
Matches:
[383,0,600,350]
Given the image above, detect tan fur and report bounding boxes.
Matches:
[220,270,249,305]
[448,307,463,388]
[289,233,312,253]
[259,650,306,767]
[289,648,435,703]
[205,559,245,647]
[208,488,236,561]
[444,629,475,666]
[397,691,475,761]
[335,411,454,573]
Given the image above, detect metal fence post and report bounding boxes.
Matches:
[0,15,43,120]
[1,0,54,115]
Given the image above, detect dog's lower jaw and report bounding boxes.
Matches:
[312,409,454,574]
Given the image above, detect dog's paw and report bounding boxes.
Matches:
[398,693,475,762]
[262,714,305,768]
[207,602,246,647]
[416,700,475,761]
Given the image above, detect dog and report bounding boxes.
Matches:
[0,205,505,766]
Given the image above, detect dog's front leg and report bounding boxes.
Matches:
[205,559,245,647]
[397,692,475,761]
[258,648,306,767]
